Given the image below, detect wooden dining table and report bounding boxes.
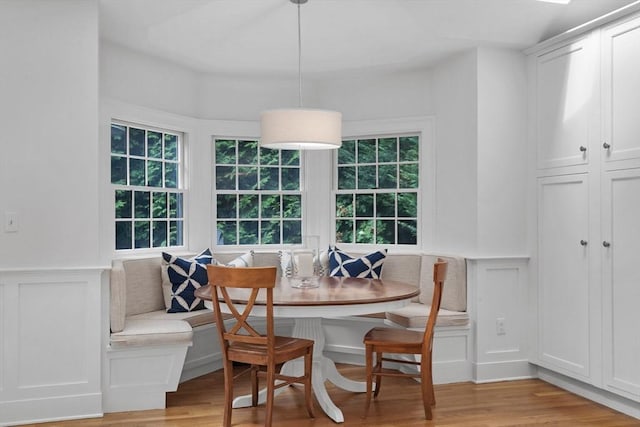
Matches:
[195,275,419,423]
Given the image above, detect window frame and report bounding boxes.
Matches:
[110,119,187,253]
[332,117,435,252]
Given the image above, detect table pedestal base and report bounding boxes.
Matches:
[232,317,365,423]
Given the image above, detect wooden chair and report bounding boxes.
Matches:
[362,259,448,420]
[206,265,315,427]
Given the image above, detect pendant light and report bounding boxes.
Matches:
[259,0,342,150]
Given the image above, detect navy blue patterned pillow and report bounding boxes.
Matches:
[328,246,387,278]
[162,249,213,313]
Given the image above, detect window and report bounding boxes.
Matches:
[110,122,184,250]
[214,139,302,245]
[335,135,419,245]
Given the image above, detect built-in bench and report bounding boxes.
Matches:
[104,250,469,413]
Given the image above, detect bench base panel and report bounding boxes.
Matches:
[180,323,223,383]
[103,344,189,413]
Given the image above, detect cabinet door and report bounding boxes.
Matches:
[602,15,640,165]
[537,175,590,379]
[601,169,640,401]
[535,38,595,170]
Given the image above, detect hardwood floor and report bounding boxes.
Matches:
[28,365,639,426]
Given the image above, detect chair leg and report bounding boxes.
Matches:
[251,365,259,407]
[304,348,315,418]
[420,357,434,420]
[427,351,436,405]
[373,351,383,398]
[265,363,276,427]
[364,344,373,418]
[223,359,234,427]
[420,375,433,420]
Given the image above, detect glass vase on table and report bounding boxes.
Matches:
[288,235,320,289]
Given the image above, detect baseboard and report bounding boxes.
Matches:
[103,388,166,412]
[537,367,640,420]
[0,393,102,427]
[473,359,537,383]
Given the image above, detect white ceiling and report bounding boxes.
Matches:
[99,0,639,78]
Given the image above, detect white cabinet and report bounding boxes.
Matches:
[602,15,640,165]
[530,10,640,404]
[534,36,597,171]
[601,169,640,400]
[536,175,590,380]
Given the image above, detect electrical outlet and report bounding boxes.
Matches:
[4,212,18,233]
[496,317,506,335]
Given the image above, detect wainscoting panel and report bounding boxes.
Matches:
[468,257,535,382]
[18,281,91,388]
[0,268,106,427]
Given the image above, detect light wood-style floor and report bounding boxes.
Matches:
[28,365,639,426]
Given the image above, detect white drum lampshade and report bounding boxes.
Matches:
[260,108,342,150]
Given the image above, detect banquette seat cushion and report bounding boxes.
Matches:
[386,305,469,328]
[110,318,193,348]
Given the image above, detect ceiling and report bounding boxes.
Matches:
[99,0,639,78]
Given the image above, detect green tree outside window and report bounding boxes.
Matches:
[214,139,302,245]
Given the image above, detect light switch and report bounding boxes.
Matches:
[5,212,18,233]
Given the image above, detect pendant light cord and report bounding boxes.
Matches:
[297,1,303,107]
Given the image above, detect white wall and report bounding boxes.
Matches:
[430,48,528,255]
[198,69,435,121]
[0,0,100,269]
[476,48,528,255]
[100,42,200,118]
[315,68,435,120]
[432,50,479,253]
[197,73,301,121]
[101,43,435,122]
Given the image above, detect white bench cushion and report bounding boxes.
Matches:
[385,302,469,328]
[128,308,231,328]
[110,318,193,348]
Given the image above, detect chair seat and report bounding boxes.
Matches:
[228,336,314,364]
[364,326,423,348]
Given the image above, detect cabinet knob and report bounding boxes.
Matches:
[580,240,588,246]
[603,142,611,150]
[579,146,587,152]
[603,241,611,248]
